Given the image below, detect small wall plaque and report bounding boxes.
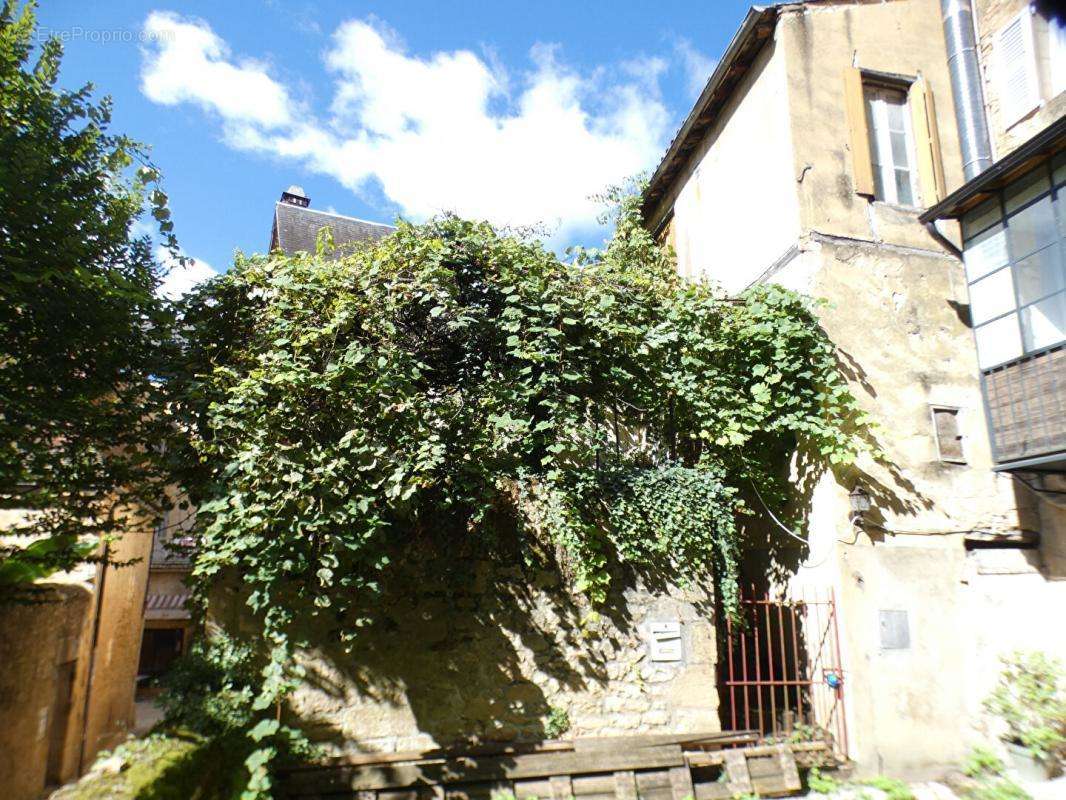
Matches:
[647,621,683,662]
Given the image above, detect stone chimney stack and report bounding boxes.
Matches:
[280,185,310,207]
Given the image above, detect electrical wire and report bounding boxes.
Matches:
[749,480,807,543]
[749,479,859,568]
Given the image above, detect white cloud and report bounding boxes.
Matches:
[142,12,292,129]
[674,39,717,99]
[156,247,217,300]
[140,13,675,241]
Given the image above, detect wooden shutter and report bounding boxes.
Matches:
[997,10,1040,124]
[843,67,875,197]
[908,77,946,205]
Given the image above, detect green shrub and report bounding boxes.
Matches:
[155,634,258,736]
[985,651,1066,767]
[963,746,1006,779]
[958,746,1031,800]
[545,706,571,739]
[859,775,914,800]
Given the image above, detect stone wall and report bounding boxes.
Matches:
[256,562,721,755]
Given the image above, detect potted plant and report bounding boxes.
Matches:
[984,650,1066,781]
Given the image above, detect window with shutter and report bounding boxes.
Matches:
[998,10,1040,125]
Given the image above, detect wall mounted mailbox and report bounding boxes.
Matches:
[647,621,683,662]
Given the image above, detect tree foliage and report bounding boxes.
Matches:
[0,0,178,589]
[170,187,867,796]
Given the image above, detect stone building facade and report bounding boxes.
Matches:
[644,0,1066,778]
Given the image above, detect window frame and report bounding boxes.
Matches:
[863,81,921,208]
[962,155,1066,372]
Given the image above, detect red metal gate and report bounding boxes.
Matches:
[718,587,848,756]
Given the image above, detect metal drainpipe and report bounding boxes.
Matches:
[941,0,993,180]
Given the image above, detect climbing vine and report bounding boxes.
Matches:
[167,185,867,796]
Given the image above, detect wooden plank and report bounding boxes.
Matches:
[571,776,615,795]
[685,741,829,767]
[575,732,755,753]
[722,750,752,796]
[774,744,801,792]
[283,745,686,794]
[613,771,638,800]
[290,741,576,771]
[635,771,671,792]
[515,779,552,800]
[667,766,695,800]
[548,775,573,800]
[693,782,733,800]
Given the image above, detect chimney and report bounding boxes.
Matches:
[280,185,310,207]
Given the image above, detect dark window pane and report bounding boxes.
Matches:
[1015,244,1065,305]
[963,197,1002,240]
[1008,195,1056,259]
[1004,167,1050,214]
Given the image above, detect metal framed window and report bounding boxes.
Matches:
[962,152,1066,372]
[863,84,920,207]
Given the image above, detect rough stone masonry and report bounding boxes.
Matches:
[273,560,720,755]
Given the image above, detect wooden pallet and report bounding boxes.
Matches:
[278,733,830,800]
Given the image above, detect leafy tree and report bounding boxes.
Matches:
[169,187,867,796]
[0,0,178,592]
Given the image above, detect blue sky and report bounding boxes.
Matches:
[35,0,752,290]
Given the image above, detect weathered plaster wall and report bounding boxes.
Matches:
[670,29,800,293]
[80,526,153,760]
[772,236,1024,776]
[974,0,1066,158]
[962,547,1066,742]
[241,565,721,755]
[0,582,92,800]
[0,523,151,800]
[778,0,966,244]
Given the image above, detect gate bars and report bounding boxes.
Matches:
[719,587,848,757]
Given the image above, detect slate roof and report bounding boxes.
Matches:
[270,202,395,258]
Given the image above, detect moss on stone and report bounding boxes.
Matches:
[49,730,248,800]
